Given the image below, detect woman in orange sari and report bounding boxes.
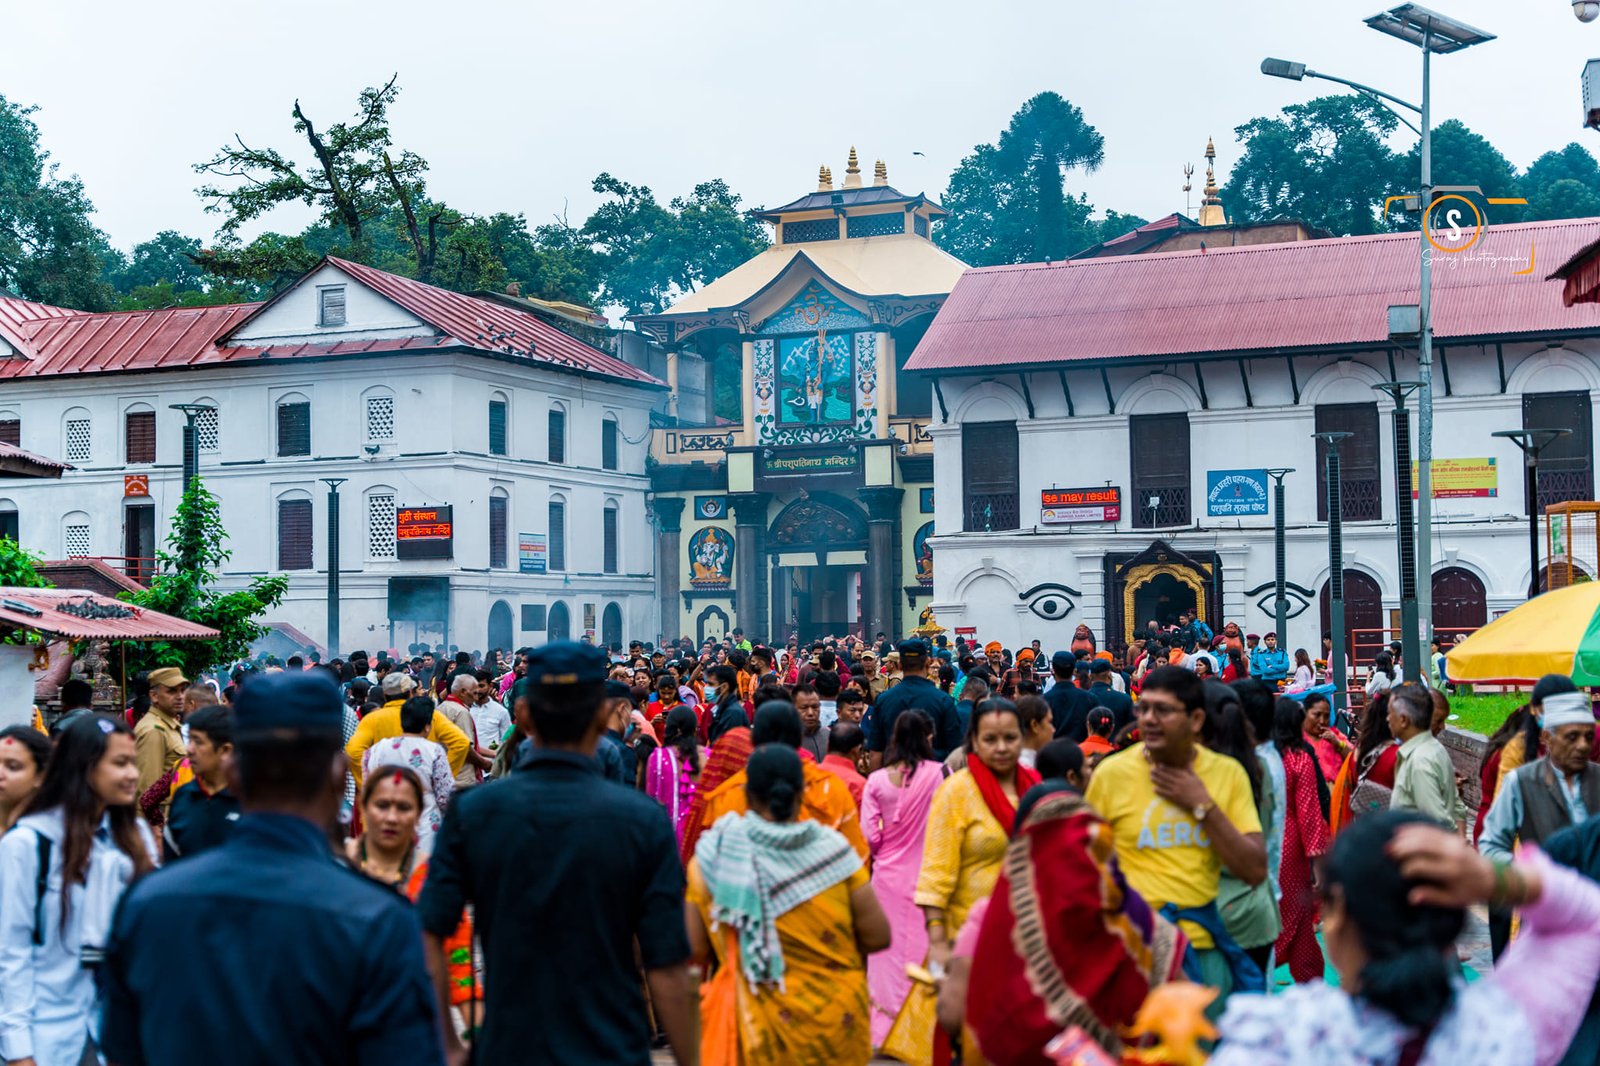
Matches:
[679,726,754,863]
[686,744,891,1066]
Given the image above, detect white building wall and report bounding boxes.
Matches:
[0,348,660,658]
[928,340,1600,655]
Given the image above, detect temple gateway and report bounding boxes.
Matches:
[637,151,964,644]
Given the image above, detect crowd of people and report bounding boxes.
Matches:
[2,619,1600,1065]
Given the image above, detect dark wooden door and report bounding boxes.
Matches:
[1431,566,1486,638]
[1321,569,1384,658]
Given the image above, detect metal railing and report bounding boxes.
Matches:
[80,555,157,586]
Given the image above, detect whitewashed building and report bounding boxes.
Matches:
[0,257,667,656]
[906,216,1600,658]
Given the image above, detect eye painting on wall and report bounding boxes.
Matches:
[778,332,855,425]
[688,527,735,589]
[913,521,934,586]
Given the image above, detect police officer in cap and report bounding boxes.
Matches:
[864,639,963,766]
[417,642,697,1066]
[100,670,443,1066]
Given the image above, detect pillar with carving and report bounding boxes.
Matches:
[730,493,770,639]
[652,497,686,645]
[860,487,905,640]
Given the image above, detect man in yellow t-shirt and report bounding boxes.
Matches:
[1086,664,1265,1011]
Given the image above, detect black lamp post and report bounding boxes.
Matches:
[1314,431,1353,712]
[320,478,347,658]
[1265,468,1294,648]
[1493,428,1572,600]
[1374,381,1424,681]
[168,403,215,491]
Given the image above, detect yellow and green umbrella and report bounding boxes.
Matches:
[1448,582,1600,685]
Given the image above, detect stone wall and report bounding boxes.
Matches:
[1441,726,1490,815]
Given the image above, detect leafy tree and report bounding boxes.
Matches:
[1385,119,1522,231]
[0,538,48,590]
[938,93,1142,265]
[1223,94,1405,236]
[0,94,116,309]
[111,478,287,681]
[1523,144,1600,221]
[582,175,767,316]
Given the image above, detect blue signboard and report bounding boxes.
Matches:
[1206,469,1269,516]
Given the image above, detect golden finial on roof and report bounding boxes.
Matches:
[1199,136,1227,227]
[874,159,888,186]
[843,146,863,189]
[818,164,833,192]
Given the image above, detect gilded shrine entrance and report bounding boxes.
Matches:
[1106,541,1220,645]
[767,492,869,641]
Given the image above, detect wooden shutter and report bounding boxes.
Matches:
[603,506,618,573]
[489,495,508,569]
[277,402,311,457]
[125,411,156,464]
[0,419,18,447]
[1315,403,1382,522]
[548,409,566,464]
[277,499,313,570]
[1523,391,1594,512]
[961,422,1019,531]
[319,287,346,326]
[548,501,566,571]
[488,400,508,456]
[1129,413,1191,528]
[602,420,618,471]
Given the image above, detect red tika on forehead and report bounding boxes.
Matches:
[391,772,404,786]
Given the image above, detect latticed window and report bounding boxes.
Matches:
[1524,391,1594,512]
[365,395,395,442]
[65,419,91,463]
[782,218,838,244]
[64,523,90,557]
[195,408,219,452]
[846,212,906,239]
[1130,413,1192,529]
[1315,403,1383,523]
[962,422,1019,532]
[367,493,396,559]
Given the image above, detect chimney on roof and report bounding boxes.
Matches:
[818,165,834,192]
[843,146,863,189]
[874,159,888,186]
[506,281,522,297]
[1198,137,1228,228]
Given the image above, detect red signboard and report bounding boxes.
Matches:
[123,474,149,498]
[397,505,453,560]
[1040,486,1121,525]
[955,626,978,636]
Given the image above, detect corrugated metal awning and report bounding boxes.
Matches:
[0,588,220,641]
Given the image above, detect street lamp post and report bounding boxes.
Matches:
[1265,468,1294,648]
[1315,432,1353,713]
[1264,2,1495,665]
[1493,429,1572,600]
[168,404,215,491]
[1374,382,1424,681]
[320,478,347,659]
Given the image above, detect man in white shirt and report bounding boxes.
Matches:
[470,671,513,756]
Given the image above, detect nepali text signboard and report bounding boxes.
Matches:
[754,444,860,491]
[397,505,453,560]
[1206,469,1269,516]
[518,532,546,573]
[1040,487,1121,525]
[1410,458,1497,499]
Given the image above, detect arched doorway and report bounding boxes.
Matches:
[1131,571,1200,631]
[1540,561,1593,592]
[601,602,623,651]
[1320,570,1384,661]
[1431,567,1486,639]
[767,492,869,640]
[547,601,571,643]
[487,600,513,658]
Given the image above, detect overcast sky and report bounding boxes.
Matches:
[8,0,1599,254]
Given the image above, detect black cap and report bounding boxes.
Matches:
[1051,650,1075,668]
[526,642,610,700]
[233,671,343,741]
[1090,658,1112,674]
[603,679,632,700]
[897,639,929,660]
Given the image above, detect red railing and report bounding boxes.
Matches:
[80,555,157,586]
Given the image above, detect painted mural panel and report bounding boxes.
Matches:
[914,521,934,586]
[755,281,870,336]
[778,333,854,425]
[688,527,735,589]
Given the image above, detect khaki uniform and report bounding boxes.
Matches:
[134,706,187,799]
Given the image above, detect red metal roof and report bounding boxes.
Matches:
[0,588,221,641]
[0,443,70,478]
[907,217,1600,372]
[0,259,662,388]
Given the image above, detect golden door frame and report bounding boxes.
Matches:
[1122,561,1211,642]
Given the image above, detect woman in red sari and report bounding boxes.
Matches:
[678,726,754,864]
[1271,698,1332,983]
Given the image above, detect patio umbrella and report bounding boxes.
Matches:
[1446,582,1600,685]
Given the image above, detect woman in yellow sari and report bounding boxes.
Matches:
[686,744,891,1066]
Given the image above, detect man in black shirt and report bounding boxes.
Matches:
[865,640,963,765]
[163,704,241,858]
[1088,658,1136,732]
[417,643,697,1066]
[1043,650,1094,741]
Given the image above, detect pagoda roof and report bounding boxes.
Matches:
[753,184,946,222]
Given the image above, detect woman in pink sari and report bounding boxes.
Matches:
[645,705,699,846]
[860,708,944,1047]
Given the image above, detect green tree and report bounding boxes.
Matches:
[0,537,48,590]
[937,93,1140,265]
[1223,94,1405,236]
[111,478,288,681]
[1387,119,1522,230]
[0,94,116,309]
[1523,144,1600,220]
[582,175,767,316]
